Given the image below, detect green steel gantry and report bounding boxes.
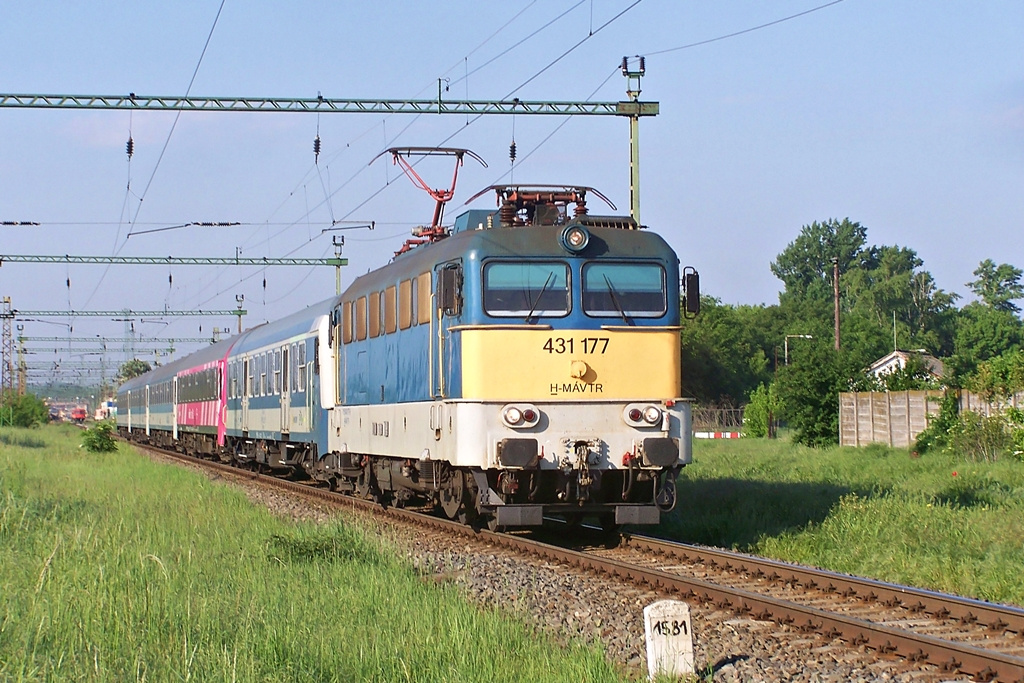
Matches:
[0,93,656,117]
[0,255,346,267]
[13,309,244,317]
[0,63,656,222]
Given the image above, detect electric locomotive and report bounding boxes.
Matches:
[115,156,699,531]
[322,184,699,529]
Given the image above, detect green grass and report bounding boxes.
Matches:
[663,436,1024,605]
[0,425,622,682]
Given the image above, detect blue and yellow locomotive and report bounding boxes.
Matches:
[118,182,698,530]
[321,185,698,529]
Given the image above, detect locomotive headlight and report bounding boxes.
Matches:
[642,406,662,424]
[501,404,540,428]
[559,225,590,253]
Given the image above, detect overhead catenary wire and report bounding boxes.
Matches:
[229,1,585,261]
[123,1,851,336]
[645,0,848,57]
[82,0,228,311]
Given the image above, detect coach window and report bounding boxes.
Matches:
[483,261,570,318]
[416,272,432,324]
[384,285,397,334]
[282,347,289,394]
[582,262,667,318]
[355,297,367,341]
[274,350,281,394]
[369,291,381,338]
[398,280,413,330]
[260,352,268,395]
[290,343,298,392]
[297,343,307,393]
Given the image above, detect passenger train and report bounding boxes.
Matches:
[118,182,700,530]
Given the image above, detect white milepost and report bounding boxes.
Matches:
[643,599,695,680]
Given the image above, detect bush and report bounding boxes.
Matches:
[0,392,49,428]
[1007,406,1024,461]
[81,421,118,453]
[948,411,1012,462]
[914,392,959,454]
[742,382,782,438]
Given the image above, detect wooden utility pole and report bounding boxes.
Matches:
[832,257,840,350]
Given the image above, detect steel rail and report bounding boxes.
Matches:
[139,444,1024,682]
[622,534,1024,636]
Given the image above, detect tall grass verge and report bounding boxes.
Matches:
[0,426,621,682]
[664,437,1024,605]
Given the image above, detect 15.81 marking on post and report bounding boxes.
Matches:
[643,600,694,680]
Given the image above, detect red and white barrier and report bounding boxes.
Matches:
[693,431,742,439]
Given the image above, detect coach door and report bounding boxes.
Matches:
[434,261,462,398]
[280,345,290,434]
[172,377,179,440]
[145,385,151,436]
[242,357,251,433]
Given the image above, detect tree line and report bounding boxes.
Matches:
[681,217,1024,447]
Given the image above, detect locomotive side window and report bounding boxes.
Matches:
[355,297,367,341]
[416,272,432,324]
[398,280,413,330]
[369,291,381,338]
[582,262,667,318]
[438,263,462,317]
[483,261,570,318]
[342,302,353,343]
[384,285,397,334]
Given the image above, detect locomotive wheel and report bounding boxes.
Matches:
[438,468,465,520]
[355,464,379,503]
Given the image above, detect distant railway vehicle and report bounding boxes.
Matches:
[70,406,87,424]
[118,164,699,530]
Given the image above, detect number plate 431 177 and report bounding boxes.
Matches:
[542,337,609,354]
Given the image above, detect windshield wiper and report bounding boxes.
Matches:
[603,274,632,325]
[525,272,555,323]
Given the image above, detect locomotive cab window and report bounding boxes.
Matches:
[483,261,570,318]
[582,262,666,318]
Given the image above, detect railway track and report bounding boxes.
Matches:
[142,444,1024,681]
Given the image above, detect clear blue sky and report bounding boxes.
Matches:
[2,1,1021,380]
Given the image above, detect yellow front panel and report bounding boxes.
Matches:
[460,328,680,400]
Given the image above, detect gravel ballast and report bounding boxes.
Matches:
[197,463,972,682]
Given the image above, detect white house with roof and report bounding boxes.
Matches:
[867,350,944,380]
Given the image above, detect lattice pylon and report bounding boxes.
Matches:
[1,297,13,397]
